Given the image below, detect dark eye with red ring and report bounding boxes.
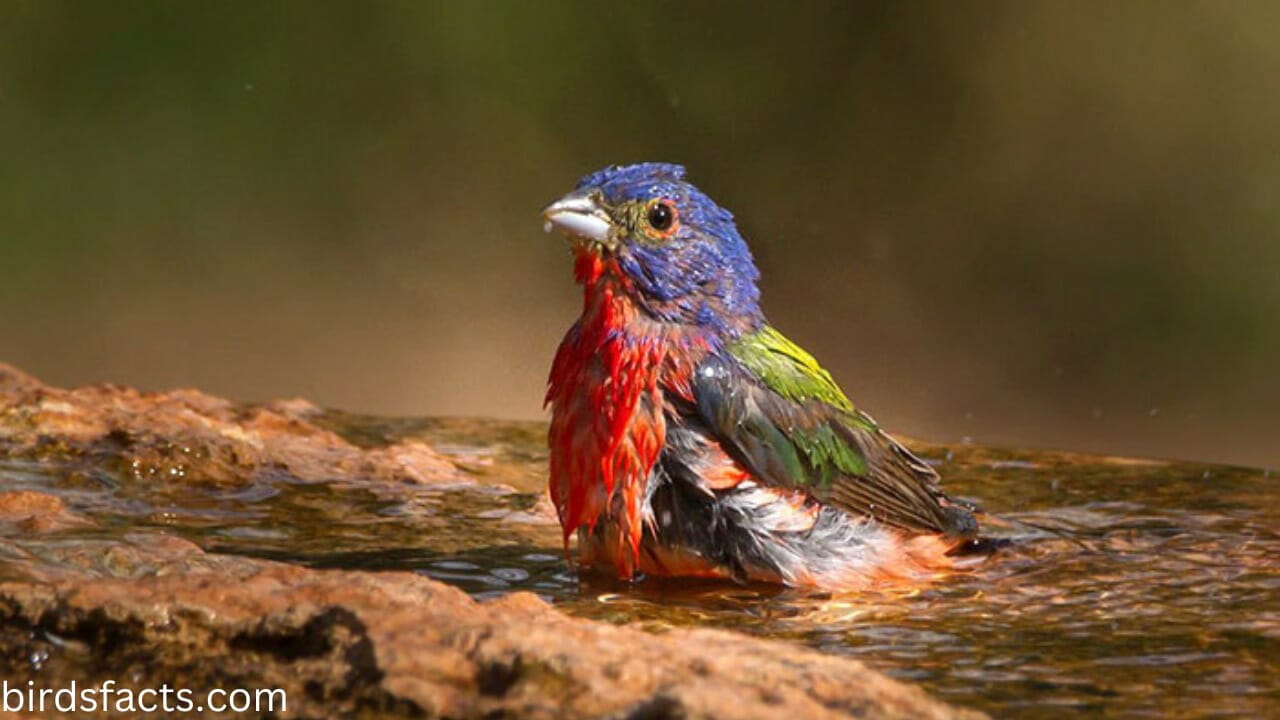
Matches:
[646,201,677,234]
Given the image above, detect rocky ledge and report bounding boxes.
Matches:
[0,365,983,719]
[0,363,460,488]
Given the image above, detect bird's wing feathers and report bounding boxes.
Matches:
[691,326,976,538]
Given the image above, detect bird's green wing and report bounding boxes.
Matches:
[692,326,976,537]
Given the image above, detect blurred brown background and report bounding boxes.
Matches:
[2,2,1277,467]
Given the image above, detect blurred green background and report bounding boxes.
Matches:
[2,2,1277,467]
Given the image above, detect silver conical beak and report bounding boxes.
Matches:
[542,193,613,244]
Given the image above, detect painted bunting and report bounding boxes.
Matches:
[542,163,982,589]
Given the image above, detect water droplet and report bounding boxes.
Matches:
[492,568,530,582]
[431,560,481,571]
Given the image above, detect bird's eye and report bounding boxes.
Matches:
[645,200,678,235]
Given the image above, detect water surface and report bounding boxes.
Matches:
[2,414,1275,719]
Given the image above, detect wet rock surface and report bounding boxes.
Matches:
[0,363,461,489]
[0,366,982,719]
[0,547,980,720]
[0,490,87,534]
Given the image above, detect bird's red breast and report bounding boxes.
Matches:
[546,249,706,579]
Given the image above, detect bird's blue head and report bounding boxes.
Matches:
[543,163,762,334]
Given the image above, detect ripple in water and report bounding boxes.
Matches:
[3,416,1276,719]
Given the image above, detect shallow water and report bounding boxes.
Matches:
[3,414,1277,719]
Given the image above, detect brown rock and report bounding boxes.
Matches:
[0,551,983,720]
[0,363,461,488]
[0,490,86,533]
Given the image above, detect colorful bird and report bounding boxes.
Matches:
[543,163,983,589]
